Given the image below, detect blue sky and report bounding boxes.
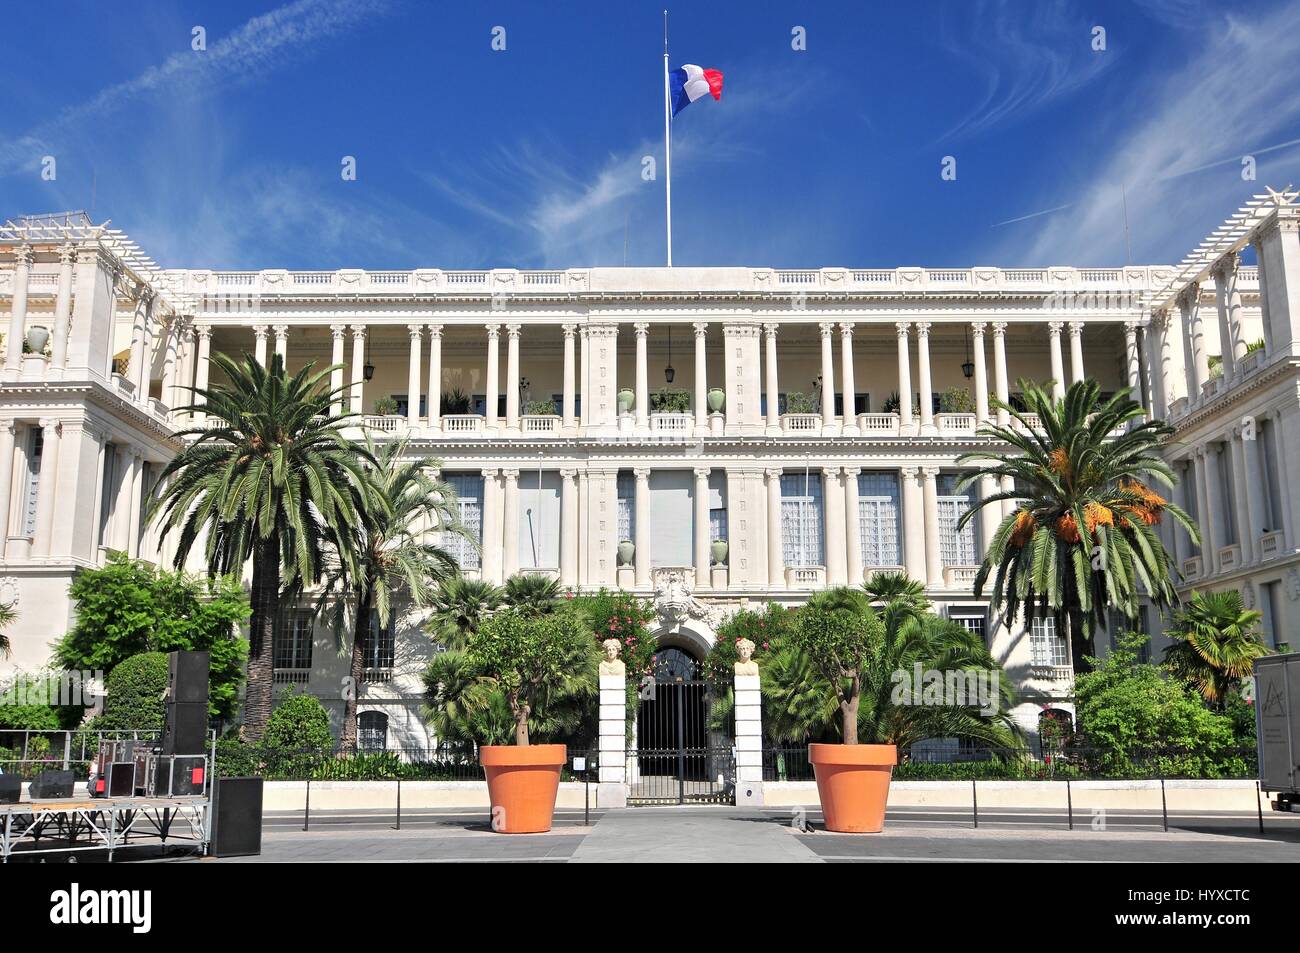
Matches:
[2,0,1299,270]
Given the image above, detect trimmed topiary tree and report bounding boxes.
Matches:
[97,652,170,731]
[261,689,335,751]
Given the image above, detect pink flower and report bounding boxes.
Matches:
[762,642,769,650]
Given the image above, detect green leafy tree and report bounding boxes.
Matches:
[1163,590,1269,707]
[53,553,248,721]
[150,353,371,739]
[785,587,883,744]
[315,438,463,752]
[502,574,562,617]
[0,600,14,658]
[426,577,501,651]
[92,653,170,731]
[261,688,335,751]
[957,379,1197,672]
[0,673,82,730]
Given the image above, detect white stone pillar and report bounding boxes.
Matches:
[484,324,500,430]
[693,322,709,429]
[991,322,1010,426]
[33,420,60,557]
[1251,238,1275,356]
[560,468,578,587]
[193,324,212,424]
[971,321,989,424]
[1212,260,1235,384]
[634,322,650,428]
[505,324,521,431]
[763,323,779,431]
[1202,445,1226,571]
[921,466,943,588]
[1124,321,1142,406]
[916,321,935,434]
[1222,255,1248,380]
[427,325,443,430]
[137,301,154,405]
[896,322,913,429]
[1191,451,1212,566]
[127,452,144,559]
[127,292,150,394]
[766,468,784,586]
[561,324,577,429]
[406,324,423,429]
[1270,409,1296,551]
[579,327,590,428]
[694,467,711,589]
[844,465,863,584]
[49,243,76,377]
[252,324,269,366]
[350,325,367,414]
[111,446,134,553]
[272,324,289,366]
[1156,307,1183,409]
[1231,428,1256,563]
[502,468,520,580]
[1068,321,1085,385]
[161,318,180,409]
[1183,284,1209,400]
[3,245,32,380]
[0,419,16,545]
[978,474,1001,560]
[819,322,836,429]
[900,466,926,582]
[839,322,858,434]
[634,467,651,587]
[824,467,848,584]
[329,324,346,415]
[733,668,764,806]
[597,671,627,806]
[1048,321,1066,400]
[480,468,502,583]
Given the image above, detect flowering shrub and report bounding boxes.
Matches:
[703,602,791,688]
[569,588,658,677]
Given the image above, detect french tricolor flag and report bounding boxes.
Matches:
[669,64,724,117]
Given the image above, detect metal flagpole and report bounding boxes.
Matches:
[663,9,672,267]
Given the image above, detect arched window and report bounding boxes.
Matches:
[1038,707,1074,754]
[358,711,388,752]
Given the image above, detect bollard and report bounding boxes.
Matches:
[395,777,402,831]
[971,778,978,829]
[1256,781,1264,835]
[303,777,311,832]
[1066,778,1073,830]
[1160,778,1168,832]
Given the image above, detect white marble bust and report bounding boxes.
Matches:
[733,637,759,676]
[599,637,626,676]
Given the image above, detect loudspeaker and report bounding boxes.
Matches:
[107,762,136,798]
[211,777,263,857]
[162,701,208,755]
[0,774,20,804]
[167,650,210,704]
[29,770,74,799]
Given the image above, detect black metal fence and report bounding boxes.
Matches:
[212,743,598,782]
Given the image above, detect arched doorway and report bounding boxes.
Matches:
[630,645,734,805]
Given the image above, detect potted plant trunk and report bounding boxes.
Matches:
[790,600,897,832]
[468,609,574,833]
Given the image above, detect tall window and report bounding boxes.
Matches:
[1029,616,1068,667]
[950,608,987,645]
[358,711,388,752]
[781,472,824,567]
[617,471,635,542]
[709,506,728,541]
[937,473,978,566]
[363,610,396,680]
[858,471,900,567]
[274,612,314,682]
[444,474,482,569]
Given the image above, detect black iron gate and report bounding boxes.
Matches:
[627,648,734,805]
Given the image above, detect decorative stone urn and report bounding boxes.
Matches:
[617,388,635,414]
[707,387,725,413]
[616,539,635,566]
[710,538,729,566]
[24,326,50,353]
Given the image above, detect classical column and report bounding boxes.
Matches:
[137,301,154,405]
[127,291,150,394]
[1145,317,1166,419]
[3,245,32,380]
[633,468,651,587]
[895,322,913,428]
[33,420,60,557]
[126,452,144,559]
[329,324,347,415]
[1182,284,1209,400]
[480,468,501,583]
[844,465,863,584]
[900,466,926,582]
[694,322,709,429]
[193,324,212,424]
[921,466,944,588]
[1155,307,1183,410]
[252,324,269,366]
[978,474,1001,560]
[578,327,590,427]
[560,468,578,586]
[916,321,935,434]
[161,318,180,409]
[350,325,367,414]
[694,467,711,588]
[0,420,16,545]
[1230,428,1255,563]
[634,322,650,427]
[1251,238,1275,355]
[1168,463,1187,567]
[427,324,443,429]
[991,322,1010,426]
[766,468,785,586]
[819,322,836,429]
[1222,254,1248,379]
[1191,451,1212,566]
[1067,321,1085,384]
[1270,410,1296,550]
[1212,259,1235,384]
[1202,444,1226,571]
[971,322,989,424]
[49,243,76,377]
[823,468,848,584]
[501,468,520,579]
[561,324,577,428]
[484,324,500,430]
[1124,321,1143,407]
[272,324,289,366]
[505,324,521,430]
[406,324,423,429]
[1048,322,1066,400]
[837,323,858,434]
[111,446,133,552]
[763,323,779,430]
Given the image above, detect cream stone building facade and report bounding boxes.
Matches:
[1,193,1298,749]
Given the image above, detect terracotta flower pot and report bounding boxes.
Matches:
[808,742,897,833]
[479,743,566,833]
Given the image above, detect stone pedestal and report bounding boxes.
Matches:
[734,672,764,805]
[597,673,628,808]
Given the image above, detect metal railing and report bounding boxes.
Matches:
[211,743,596,782]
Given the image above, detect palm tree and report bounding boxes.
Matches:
[150,353,372,740]
[1163,589,1269,707]
[502,573,562,616]
[426,576,502,651]
[316,437,465,752]
[0,600,14,658]
[956,379,1197,673]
